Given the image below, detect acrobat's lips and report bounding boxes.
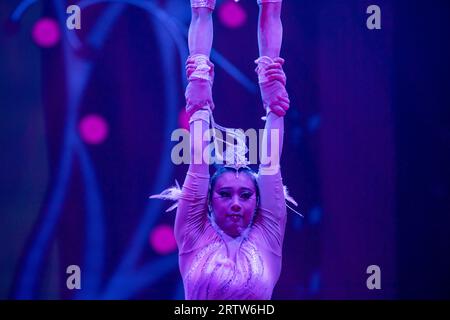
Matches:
[226,213,243,222]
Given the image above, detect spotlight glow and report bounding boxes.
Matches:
[32,18,60,48]
[219,1,247,29]
[178,109,190,130]
[79,114,109,145]
[149,224,177,255]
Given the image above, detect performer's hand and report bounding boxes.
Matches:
[258,59,290,116]
[186,56,215,85]
[185,78,215,118]
[263,58,287,86]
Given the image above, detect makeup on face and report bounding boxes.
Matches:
[211,172,257,237]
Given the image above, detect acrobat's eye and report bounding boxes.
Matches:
[240,192,253,200]
[219,191,231,198]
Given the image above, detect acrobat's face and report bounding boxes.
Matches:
[210,171,258,238]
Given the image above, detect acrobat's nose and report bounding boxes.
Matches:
[231,202,241,212]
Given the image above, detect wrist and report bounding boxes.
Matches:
[255,56,274,84]
[189,109,211,125]
[187,54,214,85]
[255,56,286,85]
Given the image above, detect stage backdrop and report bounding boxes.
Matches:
[2,0,448,300]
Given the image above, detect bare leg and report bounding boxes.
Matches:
[258,1,283,58]
[189,6,214,56]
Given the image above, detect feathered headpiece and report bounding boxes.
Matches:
[150,109,303,217]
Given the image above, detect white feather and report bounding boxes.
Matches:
[283,185,304,217]
[283,185,298,206]
[149,180,182,212]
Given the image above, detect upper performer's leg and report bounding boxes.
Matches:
[255,0,289,118]
[257,0,283,59]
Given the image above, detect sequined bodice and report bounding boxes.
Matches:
[181,236,275,300]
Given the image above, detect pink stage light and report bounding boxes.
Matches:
[149,224,177,255]
[79,114,109,145]
[219,1,247,29]
[178,109,190,130]
[32,18,60,48]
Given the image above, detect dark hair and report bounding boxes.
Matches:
[208,166,260,207]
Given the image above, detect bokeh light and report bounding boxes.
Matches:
[79,114,109,145]
[308,114,321,133]
[309,206,322,225]
[149,224,177,255]
[31,18,60,48]
[218,1,247,29]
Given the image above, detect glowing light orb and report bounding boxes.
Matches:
[32,18,60,48]
[149,224,177,255]
[79,114,109,145]
[309,206,322,224]
[219,1,247,29]
[308,114,321,132]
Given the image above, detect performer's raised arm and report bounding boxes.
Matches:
[250,0,290,255]
[173,0,217,250]
[256,0,289,172]
[184,1,216,175]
